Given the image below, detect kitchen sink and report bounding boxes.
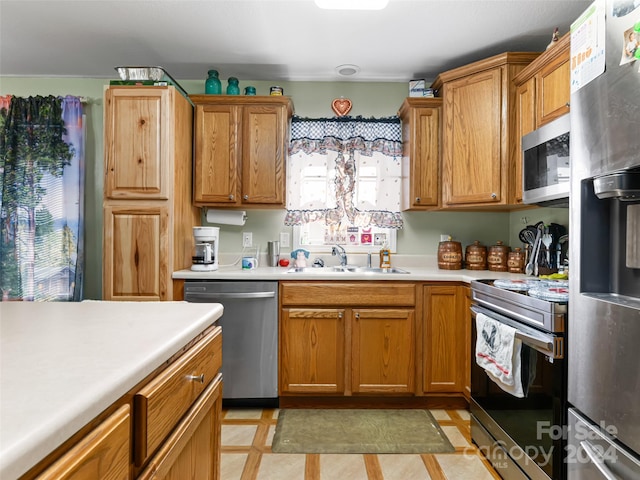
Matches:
[286,266,410,274]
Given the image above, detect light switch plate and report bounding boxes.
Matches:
[280,232,290,248]
[242,232,253,248]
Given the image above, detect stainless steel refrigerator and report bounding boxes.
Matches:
[568,0,640,478]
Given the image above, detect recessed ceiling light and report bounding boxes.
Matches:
[336,64,360,76]
[315,0,389,10]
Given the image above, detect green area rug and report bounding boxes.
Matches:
[271,409,455,454]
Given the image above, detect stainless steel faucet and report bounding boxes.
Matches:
[331,245,348,266]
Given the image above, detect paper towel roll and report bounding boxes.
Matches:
[206,209,247,226]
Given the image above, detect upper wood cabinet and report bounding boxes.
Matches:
[104,88,169,200]
[514,33,570,203]
[103,86,199,301]
[515,78,537,204]
[397,98,442,210]
[190,96,293,208]
[432,52,539,208]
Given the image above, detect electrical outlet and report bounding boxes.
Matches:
[280,232,290,248]
[242,232,253,248]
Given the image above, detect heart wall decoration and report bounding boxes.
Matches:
[331,98,352,117]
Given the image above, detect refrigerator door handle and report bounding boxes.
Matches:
[579,440,618,480]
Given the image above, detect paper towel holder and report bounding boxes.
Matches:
[205,208,248,226]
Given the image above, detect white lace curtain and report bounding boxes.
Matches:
[285,115,404,229]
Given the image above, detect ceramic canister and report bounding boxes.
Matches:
[507,247,526,273]
[487,240,510,272]
[465,240,487,270]
[438,240,462,270]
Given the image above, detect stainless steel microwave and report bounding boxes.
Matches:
[522,114,570,206]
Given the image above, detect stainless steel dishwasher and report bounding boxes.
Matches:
[184,281,278,407]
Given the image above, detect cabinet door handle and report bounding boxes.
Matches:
[415,197,421,203]
[243,194,249,200]
[338,312,343,319]
[228,194,234,200]
[188,374,205,383]
[491,193,497,199]
[355,312,360,320]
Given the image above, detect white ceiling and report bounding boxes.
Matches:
[1,0,591,83]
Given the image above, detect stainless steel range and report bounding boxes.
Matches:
[470,279,568,480]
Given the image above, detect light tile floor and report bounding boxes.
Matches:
[221,407,501,480]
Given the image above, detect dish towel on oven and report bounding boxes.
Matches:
[475,312,525,398]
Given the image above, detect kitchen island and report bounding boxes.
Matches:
[0,300,224,480]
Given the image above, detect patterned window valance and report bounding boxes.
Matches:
[289,115,403,158]
[286,115,404,229]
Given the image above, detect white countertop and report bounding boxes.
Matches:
[0,301,223,480]
[173,254,528,283]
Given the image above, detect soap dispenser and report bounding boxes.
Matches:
[379,245,391,269]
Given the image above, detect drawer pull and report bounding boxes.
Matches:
[188,374,205,383]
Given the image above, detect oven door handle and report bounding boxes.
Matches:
[471,305,559,359]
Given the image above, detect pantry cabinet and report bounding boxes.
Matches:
[422,284,467,393]
[514,33,570,203]
[189,96,293,208]
[103,86,198,301]
[397,97,442,210]
[432,52,539,208]
[279,282,416,396]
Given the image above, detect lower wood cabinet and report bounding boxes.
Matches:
[134,327,222,467]
[137,374,222,480]
[352,308,415,394]
[464,286,472,399]
[134,326,222,479]
[26,326,223,480]
[280,308,346,394]
[422,284,467,394]
[279,282,416,396]
[35,405,130,480]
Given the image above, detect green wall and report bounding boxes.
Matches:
[0,76,567,299]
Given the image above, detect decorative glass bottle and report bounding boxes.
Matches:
[205,70,221,94]
[226,77,240,95]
